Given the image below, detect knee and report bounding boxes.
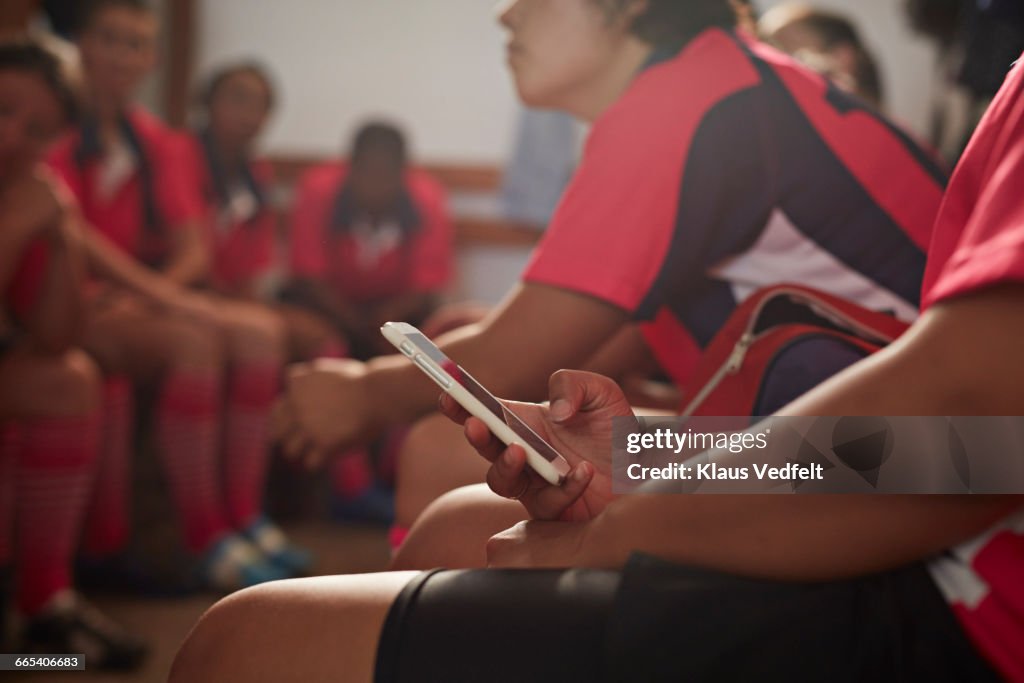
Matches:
[170,583,267,682]
[394,414,454,526]
[391,484,498,570]
[166,319,224,369]
[225,308,287,364]
[39,349,102,414]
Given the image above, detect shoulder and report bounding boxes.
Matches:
[586,29,762,166]
[405,168,447,207]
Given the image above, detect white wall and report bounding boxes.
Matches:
[197,0,519,163]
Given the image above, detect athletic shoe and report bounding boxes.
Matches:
[19,591,147,671]
[242,516,313,576]
[195,534,289,592]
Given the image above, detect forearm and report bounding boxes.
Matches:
[362,285,626,428]
[160,224,210,287]
[586,493,1022,580]
[82,227,180,305]
[25,224,87,351]
[583,290,1024,578]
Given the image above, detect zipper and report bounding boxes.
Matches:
[679,288,898,417]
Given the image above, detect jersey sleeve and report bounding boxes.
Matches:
[288,170,331,278]
[521,112,684,314]
[409,176,455,293]
[922,60,1024,309]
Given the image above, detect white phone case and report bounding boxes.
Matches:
[381,322,569,486]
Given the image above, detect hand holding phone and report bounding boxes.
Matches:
[381,322,572,485]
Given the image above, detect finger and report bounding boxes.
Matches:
[529,462,594,520]
[485,446,531,499]
[547,369,624,423]
[464,417,505,463]
[438,393,472,424]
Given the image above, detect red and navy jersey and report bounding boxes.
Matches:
[524,29,946,388]
[288,162,454,304]
[178,130,276,291]
[922,55,1024,682]
[46,107,203,266]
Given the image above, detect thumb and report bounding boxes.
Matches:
[548,370,624,423]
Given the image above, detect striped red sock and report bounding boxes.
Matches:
[156,369,229,553]
[0,424,18,567]
[15,412,100,615]
[223,362,278,527]
[81,376,133,557]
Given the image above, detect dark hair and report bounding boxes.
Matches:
[77,0,153,34]
[350,121,408,167]
[200,61,276,111]
[603,0,739,51]
[0,40,79,123]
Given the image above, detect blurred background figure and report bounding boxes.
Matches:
[281,121,454,361]
[0,39,146,670]
[759,2,885,109]
[905,0,1024,161]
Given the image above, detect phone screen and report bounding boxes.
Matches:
[405,332,565,464]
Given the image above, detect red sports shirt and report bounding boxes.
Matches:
[177,131,276,291]
[523,29,945,388]
[922,55,1024,682]
[288,162,454,304]
[46,107,203,266]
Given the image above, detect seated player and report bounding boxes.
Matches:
[281,120,455,361]
[173,39,1024,681]
[275,0,946,542]
[177,60,313,569]
[47,0,297,589]
[0,40,145,668]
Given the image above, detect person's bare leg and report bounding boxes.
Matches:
[393,414,491,530]
[391,484,527,570]
[170,571,418,683]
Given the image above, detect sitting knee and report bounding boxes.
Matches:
[170,583,268,682]
[166,319,224,369]
[225,307,287,363]
[38,349,102,414]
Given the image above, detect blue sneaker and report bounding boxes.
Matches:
[195,534,289,592]
[242,517,313,576]
[329,483,395,526]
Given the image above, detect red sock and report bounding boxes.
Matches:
[331,449,373,499]
[156,369,229,553]
[223,362,278,528]
[0,424,18,567]
[15,413,100,615]
[388,525,410,552]
[81,376,133,557]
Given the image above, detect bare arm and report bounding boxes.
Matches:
[160,222,211,287]
[363,283,628,426]
[22,216,88,353]
[574,286,1024,579]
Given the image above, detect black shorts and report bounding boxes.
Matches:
[374,554,998,682]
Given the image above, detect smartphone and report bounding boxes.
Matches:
[381,322,571,486]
